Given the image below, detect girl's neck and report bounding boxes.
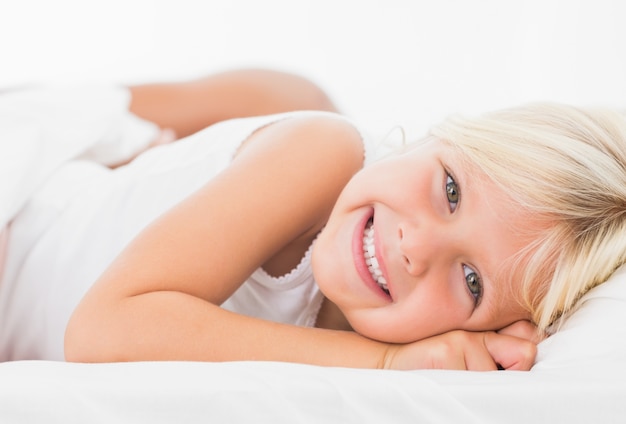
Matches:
[315,297,353,331]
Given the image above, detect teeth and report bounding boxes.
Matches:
[362,220,389,295]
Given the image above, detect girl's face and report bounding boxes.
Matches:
[312,139,536,343]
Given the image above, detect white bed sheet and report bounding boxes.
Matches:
[0,358,623,423]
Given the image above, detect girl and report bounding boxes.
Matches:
[3,70,625,370]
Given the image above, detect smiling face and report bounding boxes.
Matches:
[311,138,539,343]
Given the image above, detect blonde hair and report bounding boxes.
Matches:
[429,103,626,331]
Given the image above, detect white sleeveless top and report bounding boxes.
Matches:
[223,242,324,328]
[0,103,369,361]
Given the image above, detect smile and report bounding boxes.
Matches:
[362,218,390,295]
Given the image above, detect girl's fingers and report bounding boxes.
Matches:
[484,331,537,371]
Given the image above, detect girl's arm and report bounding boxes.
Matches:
[128,68,338,139]
[64,115,535,370]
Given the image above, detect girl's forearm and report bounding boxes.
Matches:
[65,291,538,371]
[64,290,389,368]
[128,69,338,138]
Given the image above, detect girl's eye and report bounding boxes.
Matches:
[463,264,483,305]
[446,174,460,212]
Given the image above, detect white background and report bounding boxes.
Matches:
[1,0,625,139]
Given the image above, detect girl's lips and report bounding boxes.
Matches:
[352,209,392,302]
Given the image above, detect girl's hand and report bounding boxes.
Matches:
[147,128,177,148]
[382,329,537,371]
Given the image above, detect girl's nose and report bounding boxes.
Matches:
[398,223,436,277]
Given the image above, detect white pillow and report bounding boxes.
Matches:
[534,264,626,369]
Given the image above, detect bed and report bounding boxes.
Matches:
[1,86,625,423]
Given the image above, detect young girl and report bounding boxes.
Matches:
[2,69,624,370]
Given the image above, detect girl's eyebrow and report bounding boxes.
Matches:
[450,154,492,313]
[446,150,473,195]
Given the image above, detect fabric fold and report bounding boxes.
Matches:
[0,85,159,229]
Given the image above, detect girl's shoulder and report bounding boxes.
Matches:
[235,111,366,166]
[233,111,367,221]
